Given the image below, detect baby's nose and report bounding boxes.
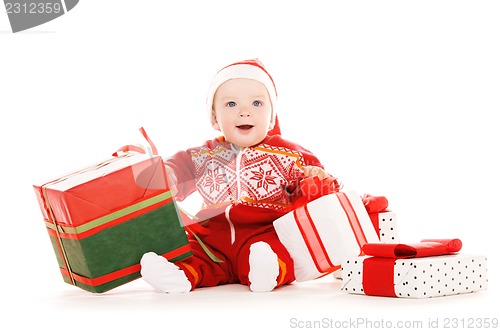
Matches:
[239,108,251,117]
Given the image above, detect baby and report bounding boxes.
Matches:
[140,59,332,293]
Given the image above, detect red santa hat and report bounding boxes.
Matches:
[207,58,280,135]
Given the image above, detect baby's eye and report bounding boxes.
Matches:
[253,101,262,107]
[227,101,236,107]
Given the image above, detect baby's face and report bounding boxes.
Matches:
[212,78,273,148]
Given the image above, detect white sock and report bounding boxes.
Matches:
[248,241,279,293]
[140,252,191,293]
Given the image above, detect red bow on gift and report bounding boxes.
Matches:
[362,194,389,214]
[363,239,462,258]
[361,239,462,297]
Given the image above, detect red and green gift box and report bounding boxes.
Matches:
[33,147,192,293]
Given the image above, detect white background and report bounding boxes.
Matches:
[1,1,499,331]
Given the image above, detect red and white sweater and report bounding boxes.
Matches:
[166,134,324,212]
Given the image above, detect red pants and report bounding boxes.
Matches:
[176,229,295,290]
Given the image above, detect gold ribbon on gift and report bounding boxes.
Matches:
[44,191,173,237]
[42,184,76,285]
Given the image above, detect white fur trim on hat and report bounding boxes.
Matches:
[206,59,277,129]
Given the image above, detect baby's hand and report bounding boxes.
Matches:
[303,166,331,180]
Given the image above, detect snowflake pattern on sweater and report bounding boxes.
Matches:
[190,142,306,210]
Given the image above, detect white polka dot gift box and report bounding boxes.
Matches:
[363,194,400,244]
[273,177,380,282]
[369,211,399,244]
[341,239,488,298]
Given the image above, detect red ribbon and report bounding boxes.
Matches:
[112,127,158,157]
[362,194,388,213]
[291,179,370,275]
[362,258,398,297]
[293,204,336,274]
[59,244,192,288]
[362,239,462,258]
[337,193,369,255]
[361,239,462,297]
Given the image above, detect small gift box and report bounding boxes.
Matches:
[33,128,192,293]
[341,239,488,298]
[371,211,399,244]
[273,177,380,282]
[363,194,399,244]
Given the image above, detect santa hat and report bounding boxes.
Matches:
[206,59,280,135]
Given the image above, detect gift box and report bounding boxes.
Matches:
[273,178,380,282]
[33,130,192,293]
[341,240,488,298]
[332,210,399,280]
[370,211,399,244]
[363,194,399,244]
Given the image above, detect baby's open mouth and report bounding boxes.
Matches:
[237,125,254,130]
